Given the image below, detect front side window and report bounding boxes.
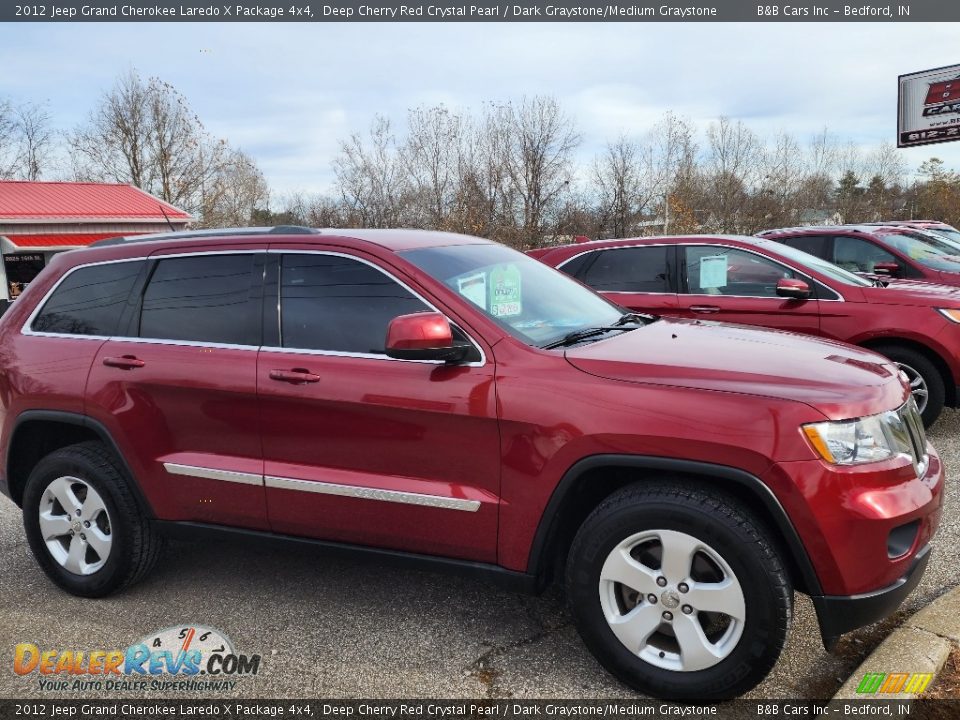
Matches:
[683,246,795,297]
[874,230,960,271]
[833,236,900,274]
[579,247,673,293]
[32,261,144,336]
[139,254,257,345]
[280,254,430,353]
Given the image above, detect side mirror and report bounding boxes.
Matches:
[776,277,811,300]
[385,312,468,363]
[873,261,901,276]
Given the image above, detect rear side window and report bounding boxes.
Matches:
[579,247,673,292]
[556,252,592,279]
[139,254,257,345]
[32,261,143,336]
[280,254,430,353]
[778,235,828,259]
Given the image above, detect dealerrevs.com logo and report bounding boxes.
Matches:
[13,625,261,692]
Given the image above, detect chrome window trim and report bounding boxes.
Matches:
[556,242,845,302]
[267,249,487,368]
[264,475,481,512]
[20,249,488,367]
[163,463,263,487]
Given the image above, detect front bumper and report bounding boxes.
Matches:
[812,544,931,650]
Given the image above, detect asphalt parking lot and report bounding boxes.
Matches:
[0,414,956,701]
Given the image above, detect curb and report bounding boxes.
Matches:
[833,585,960,700]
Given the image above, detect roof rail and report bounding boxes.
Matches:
[90,225,320,248]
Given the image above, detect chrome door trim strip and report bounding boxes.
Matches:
[163,463,263,487]
[264,475,481,512]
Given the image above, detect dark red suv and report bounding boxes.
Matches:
[759,224,960,288]
[0,228,943,699]
[533,234,960,427]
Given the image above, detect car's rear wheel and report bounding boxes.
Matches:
[566,483,792,700]
[22,441,162,597]
[873,344,944,427]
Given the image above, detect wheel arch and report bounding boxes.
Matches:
[526,455,823,597]
[858,336,956,407]
[6,410,153,517]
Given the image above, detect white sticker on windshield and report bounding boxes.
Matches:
[457,272,488,309]
[699,255,728,289]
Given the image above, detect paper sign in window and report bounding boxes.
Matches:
[457,272,487,309]
[699,255,728,289]
[489,264,522,317]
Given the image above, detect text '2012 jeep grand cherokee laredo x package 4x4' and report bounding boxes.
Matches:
[0,228,943,699]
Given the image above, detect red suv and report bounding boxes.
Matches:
[533,234,960,427]
[759,225,960,288]
[0,228,942,699]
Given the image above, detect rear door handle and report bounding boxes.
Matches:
[102,355,145,369]
[269,368,321,384]
[689,305,720,314]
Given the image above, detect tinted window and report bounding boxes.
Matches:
[139,254,256,345]
[281,254,430,353]
[579,247,672,292]
[832,236,899,274]
[32,261,143,336]
[684,246,795,297]
[779,235,828,259]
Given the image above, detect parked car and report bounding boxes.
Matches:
[860,220,960,246]
[758,224,960,287]
[532,234,960,426]
[0,228,942,699]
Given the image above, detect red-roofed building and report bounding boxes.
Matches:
[0,180,193,301]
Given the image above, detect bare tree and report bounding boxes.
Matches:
[701,117,763,232]
[69,71,230,215]
[334,115,410,227]
[402,105,466,229]
[593,136,653,238]
[199,150,269,227]
[0,99,20,177]
[13,102,53,180]
[496,96,581,245]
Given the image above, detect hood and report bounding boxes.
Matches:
[862,280,960,307]
[565,318,908,420]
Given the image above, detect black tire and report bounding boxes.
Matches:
[565,482,792,700]
[873,344,945,428]
[22,441,162,597]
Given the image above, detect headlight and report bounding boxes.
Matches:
[936,308,960,323]
[803,413,897,465]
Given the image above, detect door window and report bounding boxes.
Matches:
[280,254,431,354]
[139,254,258,345]
[32,261,144,336]
[683,246,796,297]
[778,235,829,260]
[579,247,673,292]
[832,236,899,274]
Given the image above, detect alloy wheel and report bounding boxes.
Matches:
[896,362,929,415]
[598,529,746,672]
[38,476,113,576]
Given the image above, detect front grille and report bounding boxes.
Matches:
[888,399,929,477]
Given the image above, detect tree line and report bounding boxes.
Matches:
[3,71,960,247]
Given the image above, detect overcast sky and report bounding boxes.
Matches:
[2,21,959,196]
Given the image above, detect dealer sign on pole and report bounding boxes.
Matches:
[899,63,960,148]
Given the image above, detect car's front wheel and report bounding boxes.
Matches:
[22,441,162,597]
[566,483,792,700]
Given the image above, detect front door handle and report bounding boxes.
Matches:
[269,368,321,384]
[102,355,145,369]
[689,305,720,314]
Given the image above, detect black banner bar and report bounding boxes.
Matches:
[1,700,958,720]
[5,1,960,23]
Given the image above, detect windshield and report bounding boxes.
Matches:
[877,230,960,271]
[401,243,626,347]
[928,227,960,245]
[756,240,872,287]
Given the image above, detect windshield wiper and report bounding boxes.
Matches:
[612,312,655,326]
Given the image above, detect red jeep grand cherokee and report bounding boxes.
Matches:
[533,234,960,427]
[0,228,942,700]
